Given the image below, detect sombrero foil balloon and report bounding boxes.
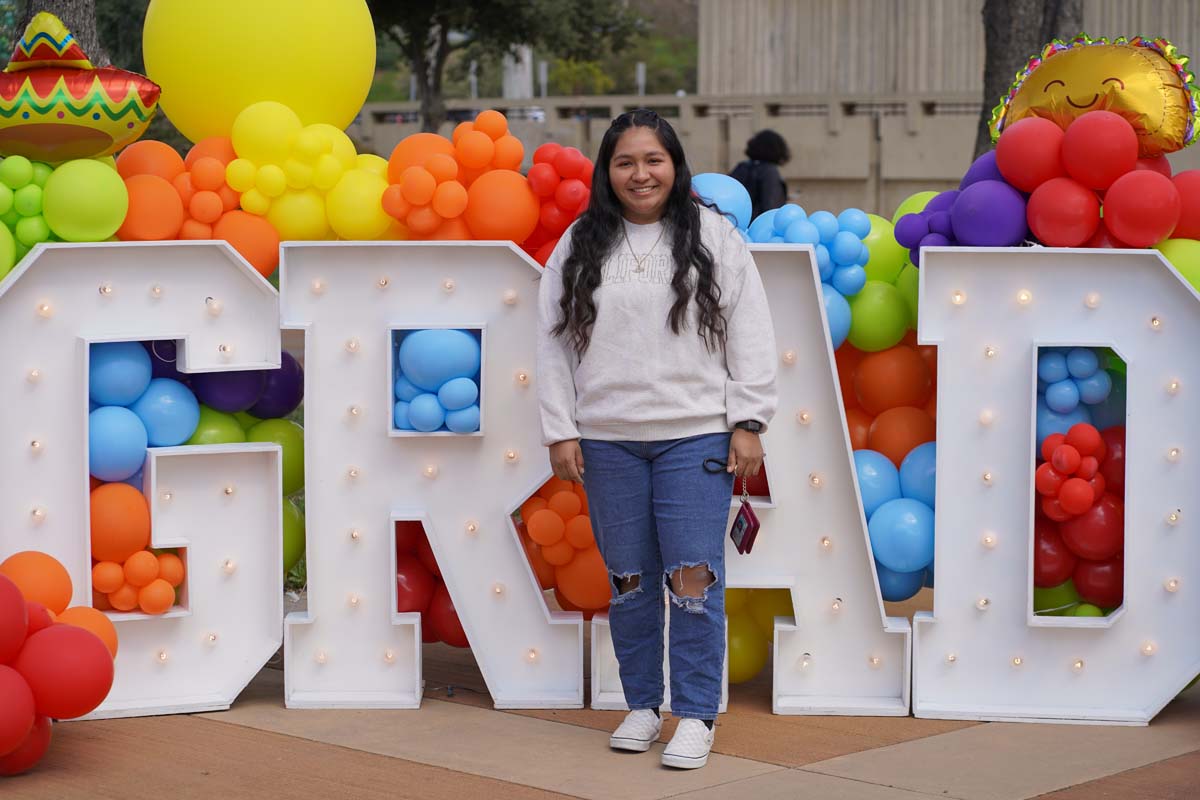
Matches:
[990,34,1200,157]
[0,12,160,162]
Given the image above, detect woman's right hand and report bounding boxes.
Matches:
[549,439,585,483]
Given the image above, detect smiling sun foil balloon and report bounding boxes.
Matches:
[0,12,160,162]
[990,34,1200,157]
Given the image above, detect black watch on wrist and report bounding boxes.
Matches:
[734,420,763,433]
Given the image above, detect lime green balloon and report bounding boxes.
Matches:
[13,184,41,217]
[0,156,33,190]
[1,207,18,228]
[1156,238,1200,291]
[891,190,938,225]
[282,497,305,573]
[247,418,305,495]
[1069,603,1105,617]
[0,185,12,216]
[14,215,49,248]
[30,162,52,187]
[0,222,15,279]
[233,410,262,430]
[42,159,129,242]
[187,405,247,445]
[894,263,920,329]
[846,280,909,352]
[863,213,907,283]
[1034,579,1080,615]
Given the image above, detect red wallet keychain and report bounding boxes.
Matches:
[729,476,760,554]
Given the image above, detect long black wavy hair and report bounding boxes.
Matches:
[552,109,726,357]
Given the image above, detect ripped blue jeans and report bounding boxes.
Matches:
[580,433,733,720]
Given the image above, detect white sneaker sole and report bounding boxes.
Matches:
[610,735,656,752]
[661,751,709,769]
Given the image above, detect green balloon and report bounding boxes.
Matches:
[0,223,15,279]
[1069,603,1105,617]
[0,185,12,216]
[13,184,41,217]
[894,263,920,329]
[1,207,19,228]
[30,162,52,187]
[186,405,247,445]
[1034,579,1080,615]
[42,159,128,242]
[0,156,33,190]
[891,190,938,225]
[247,418,305,495]
[233,410,263,430]
[282,498,306,573]
[862,213,907,284]
[1156,238,1200,291]
[846,280,909,352]
[14,215,50,248]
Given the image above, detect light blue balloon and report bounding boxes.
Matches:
[855,241,870,266]
[831,230,863,265]
[808,210,839,244]
[875,560,926,602]
[772,203,806,233]
[89,406,148,481]
[122,467,145,491]
[394,373,422,402]
[407,393,446,432]
[1045,379,1080,413]
[437,377,479,411]
[445,404,481,433]
[747,209,778,243]
[1076,370,1112,404]
[1037,351,1069,383]
[130,378,200,446]
[398,329,481,392]
[90,341,152,406]
[854,449,901,518]
[838,208,872,238]
[738,228,751,242]
[831,264,866,296]
[783,219,820,245]
[868,497,935,573]
[899,441,936,509]
[1066,347,1099,379]
[393,400,414,430]
[1036,396,1093,450]
[822,284,851,349]
[1089,371,1125,430]
[768,235,785,243]
[691,173,752,230]
[815,244,833,281]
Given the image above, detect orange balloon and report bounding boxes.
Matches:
[464,169,539,242]
[834,344,864,409]
[116,140,186,181]
[424,153,458,183]
[217,184,240,212]
[90,483,151,564]
[214,210,280,277]
[522,537,555,590]
[867,406,936,467]
[491,135,524,170]
[541,539,576,566]
[456,130,495,169]
[918,344,938,386]
[451,121,473,145]
[381,184,411,220]
[527,509,566,546]
[430,215,472,240]
[405,205,442,236]
[189,190,224,224]
[123,550,159,588]
[57,606,119,658]
[555,546,610,609]
[0,552,72,614]
[185,136,237,168]
[564,515,595,549]
[388,132,455,183]
[431,180,468,218]
[474,109,509,140]
[179,219,213,239]
[845,407,873,450]
[156,553,186,588]
[573,483,590,515]
[519,496,549,522]
[457,164,486,188]
[91,561,124,594]
[924,394,937,422]
[853,345,932,416]
[172,172,196,206]
[554,587,606,619]
[548,490,582,521]
[118,175,185,241]
[537,477,574,500]
[138,579,175,615]
[107,583,138,611]
[190,157,227,192]
[400,166,437,206]
[92,590,112,611]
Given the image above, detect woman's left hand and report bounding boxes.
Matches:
[727,429,764,477]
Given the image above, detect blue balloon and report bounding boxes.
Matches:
[438,377,479,411]
[837,208,871,238]
[1036,396,1093,449]
[923,558,935,588]
[130,378,200,446]
[808,210,839,244]
[393,400,414,430]
[815,245,833,280]
[747,209,779,243]
[1076,369,1112,405]
[831,230,863,265]
[1045,379,1080,413]
[122,467,145,491]
[773,203,806,233]
[89,406,148,481]
[899,441,936,509]
[445,404,481,433]
[407,393,446,432]
[1037,377,1048,395]
[1089,371,1126,430]
[875,560,927,602]
[783,219,820,245]
[691,173,752,230]
[822,284,851,349]
[1037,351,1069,383]
[394,373,422,402]
[398,329,481,392]
[831,264,866,296]
[868,498,935,573]
[1066,347,1099,379]
[854,450,901,518]
[90,341,152,406]
[768,235,785,243]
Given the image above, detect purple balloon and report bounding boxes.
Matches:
[909,246,923,267]
[191,369,266,413]
[959,150,1005,190]
[249,352,305,419]
[927,210,954,237]
[894,213,929,248]
[950,180,1028,247]
[143,340,189,384]
[925,190,960,214]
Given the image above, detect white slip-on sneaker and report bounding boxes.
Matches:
[661,718,715,769]
[609,708,662,752]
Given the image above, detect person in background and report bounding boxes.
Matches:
[729,129,790,221]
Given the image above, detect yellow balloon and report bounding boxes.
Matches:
[356,153,389,177]
[240,188,270,216]
[312,153,345,192]
[724,587,751,614]
[305,123,358,169]
[747,588,794,642]
[326,169,391,240]
[284,158,314,189]
[232,101,302,166]
[727,611,769,684]
[142,0,375,144]
[255,164,287,198]
[267,188,329,240]
[225,158,257,193]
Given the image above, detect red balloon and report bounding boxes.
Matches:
[1088,472,1107,500]
[579,159,594,188]
[1076,455,1099,480]
[13,625,114,719]
[1134,156,1172,177]
[540,201,572,236]
[1061,111,1138,190]
[0,575,26,664]
[1074,554,1123,608]
[534,237,560,266]
[1172,170,1200,239]
[394,521,424,555]
[995,117,1066,192]
[1026,177,1100,246]
[427,583,469,648]
[395,554,436,614]
[25,602,53,637]
[0,714,51,777]
[555,178,588,212]
[414,532,441,578]
[1040,432,1066,464]
[1059,492,1123,561]
[1051,444,1081,475]
[1034,517,1078,587]
[526,162,560,197]
[1103,171,1181,246]
[1099,426,1125,496]
[1058,478,1095,516]
[1065,423,1102,458]
[553,147,587,179]
[1083,217,1131,249]
[533,142,563,165]
[1035,463,1066,496]
[0,665,34,756]
[420,610,439,644]
[1041,495,1072,522]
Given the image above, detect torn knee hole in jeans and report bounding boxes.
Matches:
[668,563,716,613]
[610,571,642,603]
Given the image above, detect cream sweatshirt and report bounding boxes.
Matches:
[537,206,778,445]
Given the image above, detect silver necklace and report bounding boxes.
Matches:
[622,221,666,273]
